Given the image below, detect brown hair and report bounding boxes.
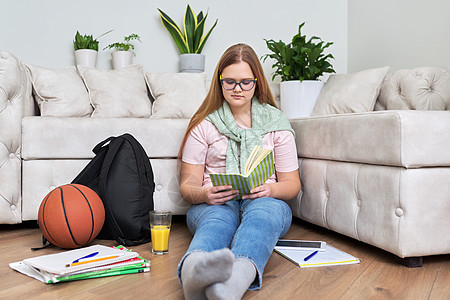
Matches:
[178,43,277,160]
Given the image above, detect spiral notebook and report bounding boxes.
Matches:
[22,245,139,275]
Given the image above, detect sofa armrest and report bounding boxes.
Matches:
[290,110,450,168]
[0,51,33,223]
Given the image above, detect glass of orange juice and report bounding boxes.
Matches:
[150,210,172,255]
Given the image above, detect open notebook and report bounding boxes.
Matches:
[21,244,139,275]
[275,244,360,268]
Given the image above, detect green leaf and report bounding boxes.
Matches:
[95,29,113,40]
[158,9,183,36]
[158,8,189,53]
[194,12,208,52]
[196,18,217,54]
[197,11,204,24]
[184,5,197,53]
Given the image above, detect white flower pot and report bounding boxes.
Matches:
[74,49,98,67]
[179,54,205,73]
[112,51,133,69]
[280,80,324,119]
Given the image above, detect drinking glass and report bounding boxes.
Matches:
[150,210,172,254]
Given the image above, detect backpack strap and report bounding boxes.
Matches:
[93,136,116,154]
[71,135,114,187]
[31,235,53,251]
[121,133,155,195]
[118,235,151,246]
[118,134,154,245]
[98,136,127,242]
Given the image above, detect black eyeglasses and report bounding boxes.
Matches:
[220,75,257,91]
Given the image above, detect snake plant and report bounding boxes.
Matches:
[158,5,218,54]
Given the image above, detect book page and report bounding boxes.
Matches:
[244,146,271,176]
[244,146,260,175]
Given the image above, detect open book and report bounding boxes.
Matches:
[209,145,275,199]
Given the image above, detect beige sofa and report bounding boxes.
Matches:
[0,51,201,223]
[289,67,450,265]
[1,51,449,266]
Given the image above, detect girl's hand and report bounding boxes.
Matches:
[205,185,239,205]
[242,183,272,200]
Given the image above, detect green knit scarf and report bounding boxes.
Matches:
[206,97,294,174]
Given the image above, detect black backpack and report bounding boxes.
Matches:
[72,133,154,246]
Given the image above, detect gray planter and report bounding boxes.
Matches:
[179,54,205,73]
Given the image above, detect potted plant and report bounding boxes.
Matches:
[104,33,142,69]
[262,22,335,118]
[158,4,218,73]
[73,30,112,67]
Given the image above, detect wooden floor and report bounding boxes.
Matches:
[1,217,449,300]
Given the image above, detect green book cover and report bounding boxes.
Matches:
[52,266,150,283]
[210,146,275,200]
[59,258,150,276]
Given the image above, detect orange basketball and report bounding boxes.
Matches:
[38,184,105,249]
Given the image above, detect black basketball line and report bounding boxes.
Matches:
[60,186,81,246]
[68,184,95,242]
[41,189,64,248]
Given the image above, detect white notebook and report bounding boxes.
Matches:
[22,245,139,275]
[274,244,360,268]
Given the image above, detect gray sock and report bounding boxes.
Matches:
[205,258,257,300]
[181,248,235,300]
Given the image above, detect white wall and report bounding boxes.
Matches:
[348,0,450,72]
[1,0,348,80]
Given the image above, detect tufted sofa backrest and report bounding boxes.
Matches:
[377,67,450,111]
[0,51,33,223]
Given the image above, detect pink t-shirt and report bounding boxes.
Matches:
[182,119,299,187]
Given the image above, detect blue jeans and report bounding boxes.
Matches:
[177,197,292,290]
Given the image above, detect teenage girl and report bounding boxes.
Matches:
[177,43,301,300]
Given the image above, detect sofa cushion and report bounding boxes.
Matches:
[377,67,450,111]
[24,64,93,117]
[78,65,152,118]
[145,72,208,119]
[22,159,190,220]
[22,117,189,159]
[312,66,389,116]
[291,110,450,168]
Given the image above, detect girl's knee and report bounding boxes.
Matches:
[244,198,292,233]
[250,197,291,218]
[187,203,239,233]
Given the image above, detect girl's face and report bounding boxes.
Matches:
[220,61,256,112]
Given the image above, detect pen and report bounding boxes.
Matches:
[66,255,122,267]
[71,251,99,264]
[304,250,318,261]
